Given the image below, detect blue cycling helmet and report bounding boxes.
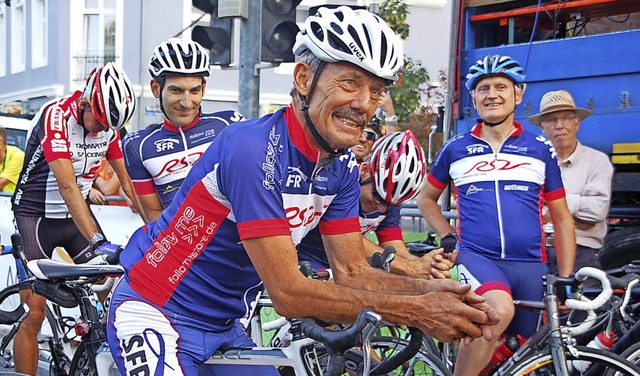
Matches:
[465,55,526,91]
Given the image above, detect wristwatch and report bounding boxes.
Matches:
[89,233,105,249]
[385,115,398,124]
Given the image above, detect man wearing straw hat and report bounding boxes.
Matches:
[529,90,614,287]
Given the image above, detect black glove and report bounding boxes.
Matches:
[440,233,458,254]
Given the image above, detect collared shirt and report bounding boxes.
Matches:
[556,142,613,249]
[0,144,25,193]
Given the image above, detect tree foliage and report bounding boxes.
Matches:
[378,0,431,125]
[378,0,410,40]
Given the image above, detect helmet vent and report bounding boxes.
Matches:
[328,32,350,54]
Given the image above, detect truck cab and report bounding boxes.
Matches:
[451,0,640,268]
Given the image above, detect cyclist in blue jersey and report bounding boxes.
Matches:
[107,7,499,375]
[122,38,244,221]
[417,55,576,376]
[299,130,453,279]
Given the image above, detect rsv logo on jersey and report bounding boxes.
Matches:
[286,166,308,188]
[154,139,180,152]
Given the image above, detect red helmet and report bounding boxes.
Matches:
[82,62,136,130]
[369,131,426,205]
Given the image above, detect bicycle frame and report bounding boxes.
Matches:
[495,269,614,375]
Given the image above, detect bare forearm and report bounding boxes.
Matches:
[554,223,576,277]
[119,179,148,223]
[59,184,99,240]
[111,160,149,223]
[333,260,445,295]
[417,195,455,237]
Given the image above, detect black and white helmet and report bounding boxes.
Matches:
[293,6,404,85]
[148,38,210,78]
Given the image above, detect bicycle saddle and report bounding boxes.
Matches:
[27,259,124,281]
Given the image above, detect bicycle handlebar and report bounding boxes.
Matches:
[300,310,382,376]
[564,267,612,311]
[0,303,30,356]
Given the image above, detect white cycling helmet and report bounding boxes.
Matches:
[293,6,404,85]
[82,62,136,131]
[369,131,426,206]
[148,38,210,78]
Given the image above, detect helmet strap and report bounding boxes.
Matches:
[481,112,512,127]
[298,61,348,163]
[77,101,87,127]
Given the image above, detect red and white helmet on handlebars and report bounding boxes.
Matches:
[369,131,426,206]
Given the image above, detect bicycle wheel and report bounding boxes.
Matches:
[369,336,452,376]
[621,341,640,366]
[502,346,640,375]
[42,305,72,376]
[0,283,22,370]
[70,340,95,376]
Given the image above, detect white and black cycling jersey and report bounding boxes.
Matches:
[12,91,122,219]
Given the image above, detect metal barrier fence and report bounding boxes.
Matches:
[1,192,455,235]
[399,202,457,233]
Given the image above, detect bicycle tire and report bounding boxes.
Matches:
[621,341,640,366]
[501,346,640,375]
[42,305,72,376]
[369,336,452,376]
[69,340,96,376]
[0,281,73,376]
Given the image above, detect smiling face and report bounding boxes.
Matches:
[471,75,523,124]
[300,61,386,151]
[152,76,206,126]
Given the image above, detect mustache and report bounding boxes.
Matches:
[333,109,367,129]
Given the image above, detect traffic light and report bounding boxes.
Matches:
[192,0,233,66]
[259,0,301,63]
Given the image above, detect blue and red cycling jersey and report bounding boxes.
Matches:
[297,205,402,270]
[122,110,243,208]
[118,105,361,328]
[428,122,565,262]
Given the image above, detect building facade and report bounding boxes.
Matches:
[0,0,451,130]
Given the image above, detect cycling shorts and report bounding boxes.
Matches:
[107,278,279,376]
[456,251,547,338]
[14,215,95,275]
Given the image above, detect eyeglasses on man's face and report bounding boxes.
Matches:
[540,114,579,127]
[362,130,378,142]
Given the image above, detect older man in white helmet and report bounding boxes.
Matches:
[107,7,498,375]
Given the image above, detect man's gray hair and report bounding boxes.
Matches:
[290,50,324,97]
